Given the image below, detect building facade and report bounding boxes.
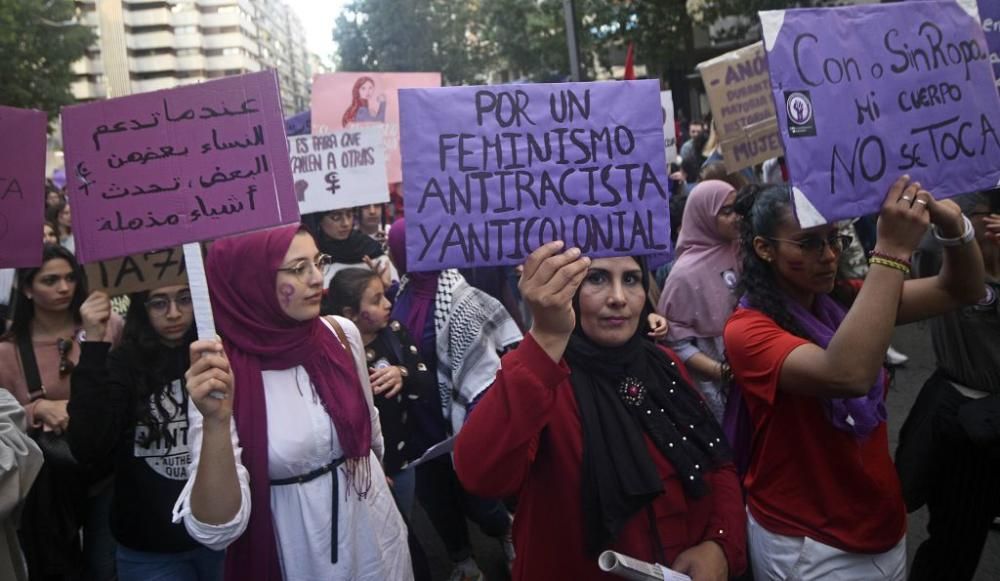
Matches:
[71,0,316,114]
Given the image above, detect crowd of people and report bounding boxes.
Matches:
[0,118,998,581]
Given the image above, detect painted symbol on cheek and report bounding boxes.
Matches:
[786,259,806,272]
[279,283,295,308]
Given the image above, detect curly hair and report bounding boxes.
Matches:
[733,184,809,339]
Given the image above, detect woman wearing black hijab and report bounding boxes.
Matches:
[455,242,746,580]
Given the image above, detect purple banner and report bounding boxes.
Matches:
[62,71,299,263]
[761,1,1000,227]
[0,106,47,268]
[980,0,1000,92]
[399,80,671,271]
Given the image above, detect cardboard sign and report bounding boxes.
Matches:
[400,80,671,271]
[0,106,47,268]
[761,1,1000,226]
[84,246,189,296]
[661,91,678,164]
[310,72,442,183]
[699,42,783,172]
[288,126,389,214]
[62,70,299,263]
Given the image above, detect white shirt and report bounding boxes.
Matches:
[173,317,412,581]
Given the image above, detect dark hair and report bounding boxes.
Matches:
[117,288,197,447]
[2,244,88,343]
[46,201,70,236]
[699,162,750,191]
[733,184,808,338]
[326,268,380,317]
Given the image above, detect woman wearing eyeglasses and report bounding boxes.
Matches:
[0,244,123,581]
[307,209,397,289]
[67,284,226,580]
[723,176,985,579]
[657,180,741,423]
[172,225,412,581]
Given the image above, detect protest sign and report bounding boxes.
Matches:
[0,106,47,268]
[978,0,1000,91]
[84,246,189,296]
[62,70,299,263]
[288,126,388,214]
[400,80,671,271]
[761,1,1000,226]
[698,42,782,173]
[661,91,678,164]
[311,72,442,183]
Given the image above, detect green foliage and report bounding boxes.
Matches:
[332,0,824,83]
[0,0,94,122]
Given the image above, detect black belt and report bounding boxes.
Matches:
[270,457,345,564]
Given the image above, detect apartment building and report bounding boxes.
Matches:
[71,0,316,114]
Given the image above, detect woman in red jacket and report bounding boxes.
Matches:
[455,243,746,581]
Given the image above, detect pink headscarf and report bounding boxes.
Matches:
[206,224,370,581]
[658,180,740,341]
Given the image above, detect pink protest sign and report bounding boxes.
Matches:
[62,70,299,263]
[0,106,47,268]
[311,72,442,183]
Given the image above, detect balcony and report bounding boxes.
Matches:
[124,7,172,27]
[201,32,244,49]
[130,54,177,73]
[71,80,107,101]
[128,30,174,49]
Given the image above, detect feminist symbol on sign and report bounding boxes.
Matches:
[784,91,817,138]
[324,171,341,195]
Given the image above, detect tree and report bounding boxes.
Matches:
[334,0,489,84]
[0,0,94,122]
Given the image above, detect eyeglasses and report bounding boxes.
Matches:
[767,234,853,257]
[145,292,194,315]
[57,338,75,377]
[277,254,333,280]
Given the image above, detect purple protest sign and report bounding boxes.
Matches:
[761,1,1000,227]
[0,106,47,268]
[399,80,671,271]
[62,70,299,263]
[979,0,1000,92]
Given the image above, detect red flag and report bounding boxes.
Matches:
[624,42,635,80]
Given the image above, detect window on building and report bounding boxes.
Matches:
[175,25,197,35]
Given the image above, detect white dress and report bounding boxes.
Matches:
[173,317,413,581]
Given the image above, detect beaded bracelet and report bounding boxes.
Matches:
[869,250,912,268]
[869,256,911,275]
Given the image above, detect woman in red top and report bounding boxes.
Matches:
[455,243,746,580]
[723,176,985,580]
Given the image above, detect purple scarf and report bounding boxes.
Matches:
[740,294,887,437]
[387,218,438,352]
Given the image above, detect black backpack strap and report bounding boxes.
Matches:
[15,333,45,402]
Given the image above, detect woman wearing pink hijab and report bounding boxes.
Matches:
[171,225,412,581]
[657,180,741,422]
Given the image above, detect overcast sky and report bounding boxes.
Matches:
[286,0,348,66]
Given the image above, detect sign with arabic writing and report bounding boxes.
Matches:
[761,1,1000,226]
[288,126,388,214]
[0,106,47,268]
[62,70,299,263]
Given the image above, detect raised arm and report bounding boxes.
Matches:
[896,196,985,323]
[779,177,933,398]
[454,242,589,497]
